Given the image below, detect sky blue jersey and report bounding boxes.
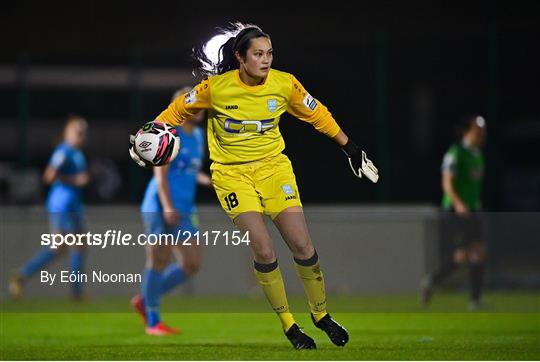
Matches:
[141,127,204,214]
[45,143,87,212]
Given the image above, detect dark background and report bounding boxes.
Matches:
[1,1,539,210]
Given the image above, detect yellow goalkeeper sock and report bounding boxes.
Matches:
[254,260,295,331]
[294,250,328,322]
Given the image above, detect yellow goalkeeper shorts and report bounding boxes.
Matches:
[210,153,302,220]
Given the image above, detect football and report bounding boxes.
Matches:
[133,121,180,166]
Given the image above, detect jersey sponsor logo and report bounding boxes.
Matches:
[267,99,277,112]
[184,89,196,105]
[303,94,317,111]
[225,105,239,110]
[224,118,275,134]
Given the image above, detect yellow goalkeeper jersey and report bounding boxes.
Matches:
[157,68,340,164]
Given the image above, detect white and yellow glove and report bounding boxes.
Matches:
[342,140,379,183]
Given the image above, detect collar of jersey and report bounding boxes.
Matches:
[234,69,268,91]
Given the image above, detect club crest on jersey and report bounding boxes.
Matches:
[303,94,317,111]
[267,99,277,112]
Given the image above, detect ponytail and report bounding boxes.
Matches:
[216,36,238,75]
[194,22,270,77]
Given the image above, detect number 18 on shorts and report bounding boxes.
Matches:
[211,154,303,219]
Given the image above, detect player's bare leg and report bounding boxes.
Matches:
[234,212,316,349]
[420,245,468,306]
[174,241,202,276]
[453,248,468,264]
[145,244,172,271]
[272,206,314,260]
[274,206,349,347]
[234,212,276,264]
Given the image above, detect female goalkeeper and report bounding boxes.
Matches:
[130,23,378,349]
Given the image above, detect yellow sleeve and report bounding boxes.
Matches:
[286,75,341,137]
[156,79,212,126]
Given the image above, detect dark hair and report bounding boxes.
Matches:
[454,113,485,140]
[194,23,270,77]
[218,27,269,74]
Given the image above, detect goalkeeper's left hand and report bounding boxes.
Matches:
[341,139,379,183]
[129,134,152,168]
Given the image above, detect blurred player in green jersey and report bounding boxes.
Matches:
[421,114,487,310]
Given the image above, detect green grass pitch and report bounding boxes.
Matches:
[1,292,538,360]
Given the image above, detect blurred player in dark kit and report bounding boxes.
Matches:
[421,114,487,311]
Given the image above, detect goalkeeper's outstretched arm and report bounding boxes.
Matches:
[286,75,378,183]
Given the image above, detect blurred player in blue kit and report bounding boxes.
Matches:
[131,87,212,335]
[9,114,90,299]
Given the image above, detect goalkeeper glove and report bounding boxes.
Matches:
[341,139,379,183]
[129,134,152,168]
